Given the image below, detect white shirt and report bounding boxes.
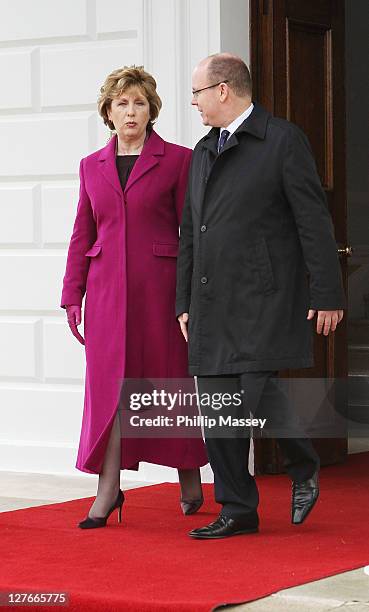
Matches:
[220,102,254,142]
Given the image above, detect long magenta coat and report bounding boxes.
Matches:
[60,130,208,474]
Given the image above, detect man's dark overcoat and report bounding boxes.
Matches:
[176,102,346,375]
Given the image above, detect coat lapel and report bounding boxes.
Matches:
[97,129,165,198]
[97,134,122,197]
[202,127,219,156]
[200,101,270,157]
[123,129,165,194]
[219,102,270,155]
[194,128,218,216]
[194,102,271,216]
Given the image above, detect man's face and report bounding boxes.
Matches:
[191,63,222,127]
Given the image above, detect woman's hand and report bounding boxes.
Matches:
[66,305,85,345]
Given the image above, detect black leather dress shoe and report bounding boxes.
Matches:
[189,513,259,539]
[292,470,319,524]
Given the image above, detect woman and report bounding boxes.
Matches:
[60,66,208,528]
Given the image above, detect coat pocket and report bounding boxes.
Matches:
[253,237,276,295]
[85,244,102,257]
[152,242,179,257]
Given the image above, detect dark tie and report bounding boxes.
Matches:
[217,129,230,153]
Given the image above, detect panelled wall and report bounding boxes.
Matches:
[0,0,249,480]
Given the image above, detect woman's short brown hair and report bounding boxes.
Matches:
[98,65,162,131]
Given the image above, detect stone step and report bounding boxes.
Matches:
[348,401,369,426]
[348,374,369,430]
[349,374,369,400]
[349,345,369,374]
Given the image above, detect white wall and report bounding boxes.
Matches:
[220,0,250,64]
[0,0,249,481]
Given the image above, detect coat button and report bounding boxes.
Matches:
[200,276,208,284]
[200,224,207,232]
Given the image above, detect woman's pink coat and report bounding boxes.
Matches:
[60,130,208,473]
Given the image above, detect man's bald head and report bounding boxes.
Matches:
[191,53,253,128]
[199,53,252,98]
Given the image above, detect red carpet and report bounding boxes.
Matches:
[1,452,369,612]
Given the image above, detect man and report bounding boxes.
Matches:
[176,53,345,539]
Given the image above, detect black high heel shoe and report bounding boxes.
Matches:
[78,489,125,529]
[178,468,204,515]
[180,495,204,515]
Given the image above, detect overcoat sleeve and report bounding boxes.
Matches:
[60,158,97,309]
[175,154,194,319]
[282,126,346,311]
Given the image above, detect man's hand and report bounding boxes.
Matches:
[65,305,85,345]
[177,312,189,342]
[307,309,344,336]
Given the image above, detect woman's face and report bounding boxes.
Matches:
[107,86,151,141]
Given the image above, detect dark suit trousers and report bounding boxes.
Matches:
[196,371,320,519]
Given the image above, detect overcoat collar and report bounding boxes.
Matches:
[201,101,271,155]
[97,129,165,197]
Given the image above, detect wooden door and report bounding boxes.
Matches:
[250,0,349,473]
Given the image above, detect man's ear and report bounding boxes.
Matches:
[220,83,229,102]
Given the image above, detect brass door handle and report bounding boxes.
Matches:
[338,245,353,257]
